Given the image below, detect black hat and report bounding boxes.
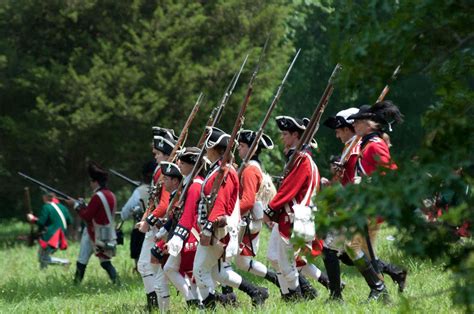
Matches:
[160,162,182,180]
[178,147,201,165]
[238,130,274,150]
[142,160,157,177]
[276,116,309,133]
[88,161,108,183]
[153,136,176,156]
[348,101,404,131]
[152,126,178,141]
[323,108,360,129]
[204,127,231,149]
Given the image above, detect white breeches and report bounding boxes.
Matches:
[137,229,159,293]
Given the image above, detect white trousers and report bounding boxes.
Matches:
[77,228,108,264]
[38,247,69,269]
[267,224,299,291]
[137,229,158,294]
[235,232,268,277]
[154,264,170,311]
[164,254,198,301]
[193,243,243,300]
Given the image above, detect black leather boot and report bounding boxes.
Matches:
[239,279,268,306]
[264,270,281,288]
[299,274,318,300]
[146,291,158,311]
[202,293,217,310]
[377,259,408,292]
[74,262,87,284]
[219,286,237,306]
[323,247,343,301]
[100,261,119,284]
[354,256,390,303]
[284,285,303,302]
[186,299,200,308]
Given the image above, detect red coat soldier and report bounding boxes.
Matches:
[263,116,320,301]
[73,161,118,284]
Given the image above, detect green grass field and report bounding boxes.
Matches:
[0,219,461,313]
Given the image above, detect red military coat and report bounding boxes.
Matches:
[150,167,171,219]
[202,162,239,223]
[79,187,116,242]
[356,133,397,177]
[239,162,262,256]
[174,176,203,275]
[340,136,360,186]
[268,152,320,239]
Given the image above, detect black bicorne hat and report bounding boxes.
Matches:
[88,161,108,183]
[275,116,309,133]
[178,147,201,165]
[323,108,360,129]
[153,136,176,156]
[348,101,404,131]
[238,130,274,150]
[160,161,182,180]
[204,127,231,149]
[152,126,178,141]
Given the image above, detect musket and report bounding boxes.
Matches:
[195,56,249,148]
[23,187,35,246]
[18,172,78,202]
[207,47,266,215]
[283,63,342,178]
[165,55,251,217]
[238,48,301,177]
[364,65,401,276]
[109,169,140,188]
[142,92,204,220]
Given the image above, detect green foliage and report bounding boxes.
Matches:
[0,0,294,216]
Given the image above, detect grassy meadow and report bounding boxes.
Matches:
[0,219,461,313]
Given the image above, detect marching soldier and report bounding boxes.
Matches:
[221,130,280,302]
[162,147,205,308]
[339,100,405,302]
[120,160,156,270]
[193,127,268,309]
[263,116,320,301]
[135,127,176,310]
[26,189,72,269]
[322,107,407,301]
[72,161,119,284]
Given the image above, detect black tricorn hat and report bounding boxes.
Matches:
[348,101,404,131]
[153,136,176,156]
[323,108,360,129]
[152,126,178,141]
[276,116,309,133]
[88,161,108,183]
[160,161,182,180]
[178,147,201,165]
[238,130,274,150]
[204,127,231,149]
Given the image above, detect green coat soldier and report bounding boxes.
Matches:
[27,189,73,269]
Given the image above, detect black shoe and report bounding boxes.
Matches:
[284,286,303,303]
[377,259,407,292]
[264,270,280,288]
[146,292,159,311]
[299,274,318,300]
[74,262,87,284]
[202,293,217,310]
[355,256,390,304]
[239,279,268,306]
[368,286,390,304]
[186,299,200,308]
[326,290,344,303]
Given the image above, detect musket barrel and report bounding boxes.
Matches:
[109,169,140,187]
[18,172,78,202]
